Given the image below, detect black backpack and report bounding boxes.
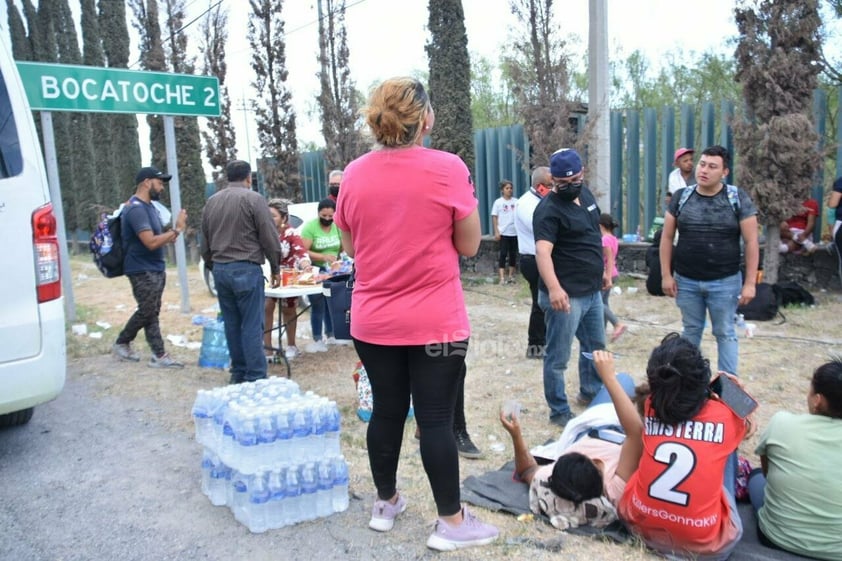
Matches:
[773,281,815,307]
[737,282,781,322]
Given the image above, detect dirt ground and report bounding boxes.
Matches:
[65,256,842,560]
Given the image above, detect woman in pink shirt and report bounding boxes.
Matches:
[334,77,498,551]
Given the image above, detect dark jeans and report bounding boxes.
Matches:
[354,338,468,517]
[309,293,334,341]
[518,254,545,348]
[212,262,266,383]
[498,235,518,268]
[117,271,166,357]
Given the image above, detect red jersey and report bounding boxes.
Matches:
[785,198,819,231]
[619,398,746,555]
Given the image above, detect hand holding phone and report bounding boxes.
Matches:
[710,374,758,419]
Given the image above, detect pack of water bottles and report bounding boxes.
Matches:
[192,377,348,532]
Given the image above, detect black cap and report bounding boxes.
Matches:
[135,166,172,184]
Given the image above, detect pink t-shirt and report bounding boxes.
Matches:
[602,233,619,277]
[334,145,477,345]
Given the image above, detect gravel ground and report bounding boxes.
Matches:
[1,258,839,561]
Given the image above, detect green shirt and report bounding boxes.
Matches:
[300,218,341,269]
[755,411,842,560]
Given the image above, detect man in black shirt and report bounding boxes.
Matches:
[533,149,610,427]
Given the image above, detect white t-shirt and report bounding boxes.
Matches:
[514,190,542,255]
[668,168,694,194]
[491,196,518,236]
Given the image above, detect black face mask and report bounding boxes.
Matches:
[328,185,340,198]
[555,181,583,202]
[320,218,333,227]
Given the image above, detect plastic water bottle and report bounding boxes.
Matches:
[266,468,286,529]
[735,313,747,337]
[284,466,301,526]
[209,460,230,506]
[238,413,260,473]
[200,450,214,498]
[310,407,325,458]
[192,390,214,446]
[298,462,318,521]
[324,401,341,456]
[256,409,276,468]
[198,319,230,368]
[315,460,333,518]
[291,407,312,460]
[331,456,350,513]
[229,469,249,524]
[247,471,270,533]
[273,406,293,464]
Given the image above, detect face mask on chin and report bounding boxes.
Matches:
[554,181,583,202]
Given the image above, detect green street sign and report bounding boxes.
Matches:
[15,62,221,117]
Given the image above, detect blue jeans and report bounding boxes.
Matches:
[538,289,606,419]
[212,262,266,383]
[308,293,333,342]
[675,272,741,375]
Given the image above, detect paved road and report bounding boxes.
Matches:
[0,362,444,561]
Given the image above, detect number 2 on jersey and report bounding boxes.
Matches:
[648,442,696,506]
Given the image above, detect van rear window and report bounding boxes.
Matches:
[0,69,23,178]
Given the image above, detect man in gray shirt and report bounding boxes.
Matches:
[201,160,282,383]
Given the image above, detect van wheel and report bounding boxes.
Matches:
[203,266,217,298]
[0,407,34,428]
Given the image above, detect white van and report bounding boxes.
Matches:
[0,40,66,427]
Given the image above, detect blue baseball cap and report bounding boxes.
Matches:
[550,149,583,178]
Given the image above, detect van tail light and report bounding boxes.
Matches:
[32,202,61,302]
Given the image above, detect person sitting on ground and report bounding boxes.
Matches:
[598,213,627,342]
[779,198,819,254]
[748,359,842,560]
[263,199,311,361]
[499,358,643,531]
[618,333,751,561]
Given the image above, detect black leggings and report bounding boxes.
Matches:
[498,235,518,268]
[354,338,468,517]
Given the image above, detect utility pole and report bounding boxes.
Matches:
[588,0,610,212]
[236,92,253,166]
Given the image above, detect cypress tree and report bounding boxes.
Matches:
[426,0,475,168]
[316,0,363,170]
[248,0,300,200]
[200,4,237,183]
[99,0,142,197]
[7,0,31,61]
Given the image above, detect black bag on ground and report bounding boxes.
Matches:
[646,230,665,296]
[773,281,815,307]
[323,272,354,340]
[737,282,780,321]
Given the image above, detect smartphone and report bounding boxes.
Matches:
[711,375,758,418]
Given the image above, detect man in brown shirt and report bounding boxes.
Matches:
[201,160,281,383]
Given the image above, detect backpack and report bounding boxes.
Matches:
[89,207,124,278]
[737,282,782,322]
[676,184,741,217]
[773,281,815,307]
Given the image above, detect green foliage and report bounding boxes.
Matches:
[248,0,300,200]
[99,0,142,195]
[200,4,237,182]
[426,0,475,168]
[502,0,580,169]
[316,0,364,170]
[470,53,516,129]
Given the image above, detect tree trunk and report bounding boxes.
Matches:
[763,221,781,284]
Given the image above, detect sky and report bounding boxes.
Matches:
[2,0,839,176]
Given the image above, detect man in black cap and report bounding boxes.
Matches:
[113,166,188,368]
[533,149,609,428]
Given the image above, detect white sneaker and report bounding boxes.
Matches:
[305,340,328,353]
[325,336,338,345]
[285,345,300,359]
[333,338,353,346]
